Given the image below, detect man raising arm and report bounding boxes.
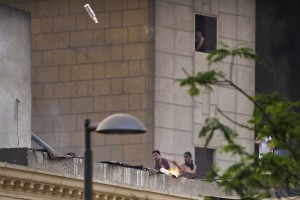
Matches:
[152,150,181,171]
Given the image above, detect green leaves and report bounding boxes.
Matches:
[207,48,231,65]
[207,45,266,66]
[179,70,224,96]
[180,46,300,199]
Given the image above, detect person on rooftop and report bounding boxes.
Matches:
[152,150,181,171]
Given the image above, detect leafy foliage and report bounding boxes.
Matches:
[180,70,224,96]
[180,46,300,199]
[207,44,266,66]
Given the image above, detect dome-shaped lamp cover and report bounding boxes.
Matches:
[96,113,146,134]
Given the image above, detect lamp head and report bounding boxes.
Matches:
[96,113,146,134]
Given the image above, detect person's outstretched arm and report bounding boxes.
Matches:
[195,37,204,51]
[167,157,182,170]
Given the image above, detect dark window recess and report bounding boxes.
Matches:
[195,14,217,53]
[195,147,215,179]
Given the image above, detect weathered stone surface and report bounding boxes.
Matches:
[25,150,238,199]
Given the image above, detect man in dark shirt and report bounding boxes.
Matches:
[152,150,181,171]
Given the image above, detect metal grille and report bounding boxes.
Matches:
[195,147,215,179]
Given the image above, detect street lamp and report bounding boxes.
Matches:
[84,113,146,200]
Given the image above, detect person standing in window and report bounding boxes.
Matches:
[255,135,273,158]
[195,30,205,51]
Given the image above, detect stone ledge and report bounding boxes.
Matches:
[0,162,195,200]
[0,149,238,199]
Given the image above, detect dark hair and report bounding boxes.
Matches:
[184,152,192,157]
[152,150,160,155]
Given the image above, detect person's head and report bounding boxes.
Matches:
[196,30,202,37]
[152,150,161,161]
[184,152,192,163]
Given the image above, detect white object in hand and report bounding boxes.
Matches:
[160,168,171,176]
[84,4,98,23]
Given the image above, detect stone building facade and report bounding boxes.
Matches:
[1,0,155,166]
[0,4,31,148]
[0,0,255,171]
[154,0,255,172]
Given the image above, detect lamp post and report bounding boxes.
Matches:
[84,113,146,200]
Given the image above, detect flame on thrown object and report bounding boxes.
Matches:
[169,168,180,177]
[160,167,180,178]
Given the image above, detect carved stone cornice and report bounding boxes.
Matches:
[0,163,136,199]
[0,178,139,199]
[0,177,83,197]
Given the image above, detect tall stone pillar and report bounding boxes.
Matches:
[0,5,31,148]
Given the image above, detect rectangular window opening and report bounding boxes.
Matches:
[195,146,215,179]
[195,14,217,53]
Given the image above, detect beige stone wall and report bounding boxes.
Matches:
[154,0,255,171]
[154,0,194,164]
[3,0,154,166]
[0,5,31,148]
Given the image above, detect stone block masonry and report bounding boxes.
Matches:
[3,0,155,167]
[154,0,256,173]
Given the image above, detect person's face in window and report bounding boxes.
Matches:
[196,31,202,38]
